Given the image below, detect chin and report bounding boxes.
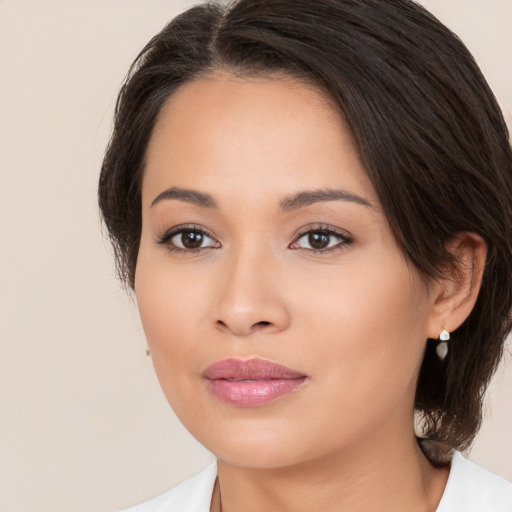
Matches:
[210,439,310,470]
[183,413,330,470]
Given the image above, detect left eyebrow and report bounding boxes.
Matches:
[280,189,374,211]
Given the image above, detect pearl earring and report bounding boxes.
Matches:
[436,329,450,361]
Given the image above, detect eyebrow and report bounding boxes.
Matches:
[279,189,373,211]
[150,186,373,211]
[151,187,218,208]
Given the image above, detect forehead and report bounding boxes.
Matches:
[154,71,343,131]
[143,72,376,207]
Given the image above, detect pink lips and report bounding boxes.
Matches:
[202,358,307,407]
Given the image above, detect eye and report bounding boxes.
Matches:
[290,228,352,252]
[157,226,220,252]
[171,229,214,249]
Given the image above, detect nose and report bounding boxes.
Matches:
[213,249,290,337]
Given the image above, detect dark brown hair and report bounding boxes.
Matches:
[99,0,512,455]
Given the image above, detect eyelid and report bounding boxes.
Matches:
[289,224,353,252]
[156,224,221,250]
[155,223,352,253]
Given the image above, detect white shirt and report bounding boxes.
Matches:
[123,452,512,512]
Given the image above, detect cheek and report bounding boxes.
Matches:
[134,246,208,384]
[296,253,429,410]
[136,260,208,356]
[296,251,426,339]
[135,263,211,430]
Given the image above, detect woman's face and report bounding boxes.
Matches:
[136,73,437,468]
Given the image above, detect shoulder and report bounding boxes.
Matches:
[437,452,512,512]
[122,463,218,512]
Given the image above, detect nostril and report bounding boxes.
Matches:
[214,319,276,335]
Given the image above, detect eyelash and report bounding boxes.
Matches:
[156,224,220,253]
[156,224,353,254]
[290,225,353,253]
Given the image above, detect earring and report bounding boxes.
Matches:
[436,329,450,361]
[145,348,151,357]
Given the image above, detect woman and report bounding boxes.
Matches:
[99,0,512,510]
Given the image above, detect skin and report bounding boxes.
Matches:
[136,73,486,511]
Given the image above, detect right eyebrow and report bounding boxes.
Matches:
[150,186,218,209]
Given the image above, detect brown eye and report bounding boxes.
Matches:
[308,232,330,250]
[164,228,219,251]
[180,230,204,249]
[291,228,352,252]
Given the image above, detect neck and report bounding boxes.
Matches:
[215,430,449,512]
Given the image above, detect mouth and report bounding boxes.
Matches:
[202,358,308,407]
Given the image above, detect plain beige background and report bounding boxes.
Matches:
[0,1,511,511]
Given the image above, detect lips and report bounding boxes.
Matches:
[202,358,307,407]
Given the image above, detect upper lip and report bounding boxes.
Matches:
[202,358,306,381]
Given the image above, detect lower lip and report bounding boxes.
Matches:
[206,377,307,407]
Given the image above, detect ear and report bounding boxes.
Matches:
[426,232,487,338]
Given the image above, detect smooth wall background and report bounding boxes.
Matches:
[0,1,511,510]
